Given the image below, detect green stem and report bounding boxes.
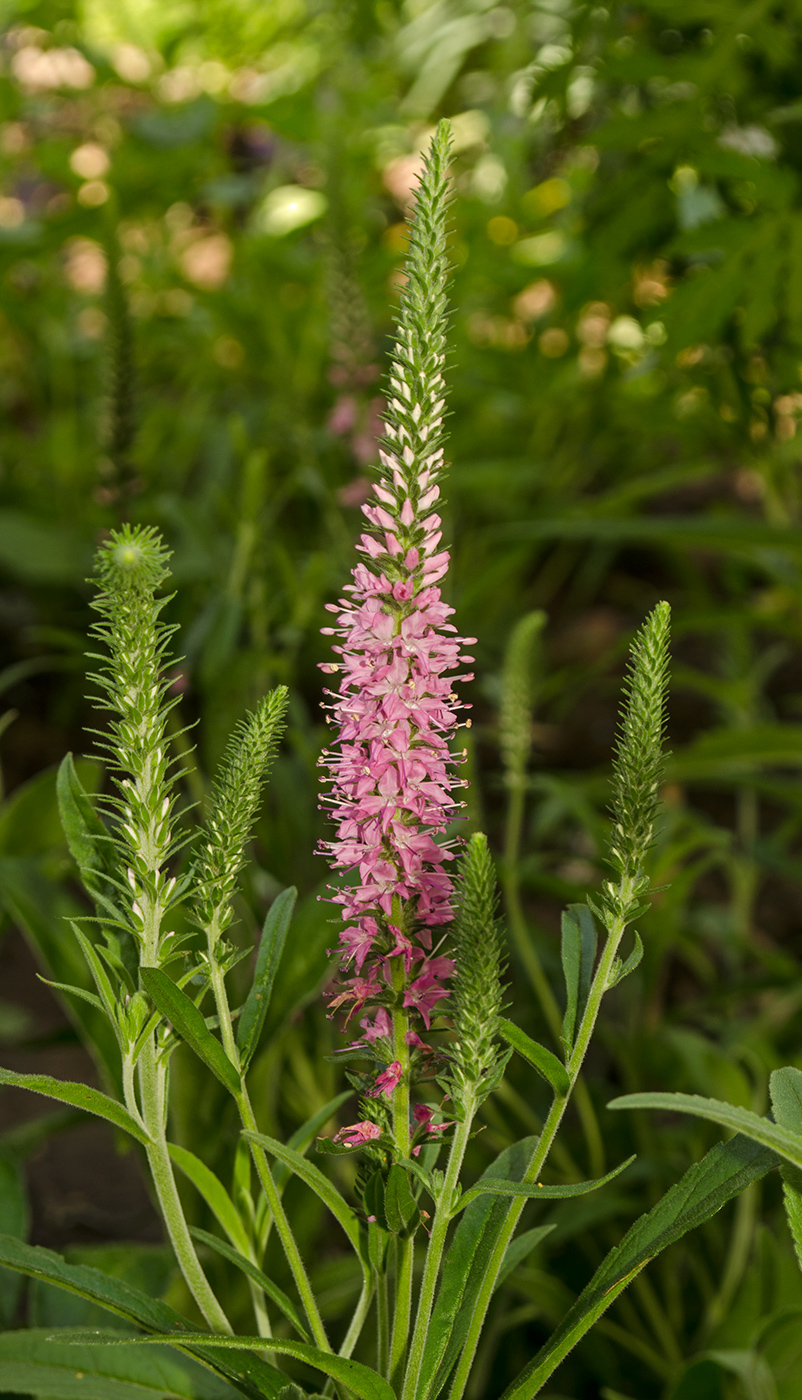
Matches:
[377,1265,390,1378]
[390,1235,414,1391]
[503,787,605,1178]
[446,912,628,1400]
[401,1104,474,1400]
[238,1084,330,1352]
[136,1036,232,1333]
[340,1276,374,1359]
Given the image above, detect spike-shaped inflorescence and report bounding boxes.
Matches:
[448,833,508,1113]
[602,600,671,924]
[319,120,475,1142]
[89,524,181,968]
[195,688,289,947]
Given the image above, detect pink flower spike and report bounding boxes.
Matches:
[332,1121,383,1147]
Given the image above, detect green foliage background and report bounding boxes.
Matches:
[3,0,802,1395]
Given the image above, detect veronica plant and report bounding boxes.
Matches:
[0,120,791,1400]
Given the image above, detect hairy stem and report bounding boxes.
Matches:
[390,1235,414,1391]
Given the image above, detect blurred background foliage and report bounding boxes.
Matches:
[2,0,802,1395]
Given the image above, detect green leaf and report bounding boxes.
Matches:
[560,905,597,1051]
[242,1131,362,1257]
[769,1067,802,1278]
[608,1091,802,1170]
[0,1328,244,1400]
[0,855,122,1094]
[498,1019,570,1096]
[417,1136,538,1400]
[384,1165,419,1234]
[62,1333,394,1400]
[0,1149,28,1326]
[454,1155,636,1213]
[607,932,644,990]
[497,1134,778,1399]
[168,1144,249,1255]
[0,1234,284,1400]
[0,1067,150,1146]
[189,1228,310,1341]
[236,887,296,1070]
[140,969,240,1096]
[273,1090,353,1187]
[496,1226,555,1292]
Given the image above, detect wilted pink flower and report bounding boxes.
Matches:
[367,1060,404,1098]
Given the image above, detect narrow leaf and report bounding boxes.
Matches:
[62,1333,394,1400]
[496,1226,555,1292]
[168,1144,249,1255]
[498,1019,570,1096]
[141,969,240,1096]
[498,1134,778,1399]
[607,931,644,989]
[609,1091,802,1170]
[454,1155,635,1214]
[189,1229,309,1342]
[418,1137,538,1400]
[242,1131,362,1256]
[237,887,296,1069]
[385,1165,418,1233]
[273,1090,353,1190]
[0,1234,284,1400]
[560,905,597,1051]
[769,1067,802,1277]
[0,1328,243,1400]
[0,1068,150,1146]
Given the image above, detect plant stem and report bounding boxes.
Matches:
[503,791,605,1178]
[401,1104,474,1400]
[390,1235,415,1390]
[446,912,628,1400]
[377,1263,390,1378]
[237,1083,330,1352]
[136,1035,232,1333]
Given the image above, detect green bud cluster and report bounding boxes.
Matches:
[602,600,671,924]
[500,610,546,789]
[195,688,289,946]
[88,524,181,967]
[448,833,508,1110]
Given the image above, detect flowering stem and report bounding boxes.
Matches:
[377,1263,390,1377]
[237,1085,331,1352]
[401,1099,475,1400]
[135,1035,232,1334]
[446,914,628,1400]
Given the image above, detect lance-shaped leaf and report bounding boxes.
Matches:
[560,904,596,1051]
[453,1155,635,1214]
[0,1068,150,1146]
[0,1328,245,1400]
[61,1333,394,1400]
[608,1091,802,1170]
[236,886,296,1070]
[242,1131,362,1256]
[0,1235,284,1400]
[769,1066,802,1277]
[497,1134,778,1400]
[499,1019,570,1096]
[168,1144,250,1256]
[141,969,240,1096]
[189,1229,310,1342]
[496,1225,555,1292]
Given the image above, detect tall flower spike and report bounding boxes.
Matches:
[602,600,671,924]
[319,120,475,1135]
[89,525,180,968]
[448,833,508,1114]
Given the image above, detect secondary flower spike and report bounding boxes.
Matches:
[319,120,474,1135]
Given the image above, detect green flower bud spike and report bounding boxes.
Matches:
[449,832,508,1110]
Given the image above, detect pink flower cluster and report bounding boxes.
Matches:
[319,458,475,1106]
